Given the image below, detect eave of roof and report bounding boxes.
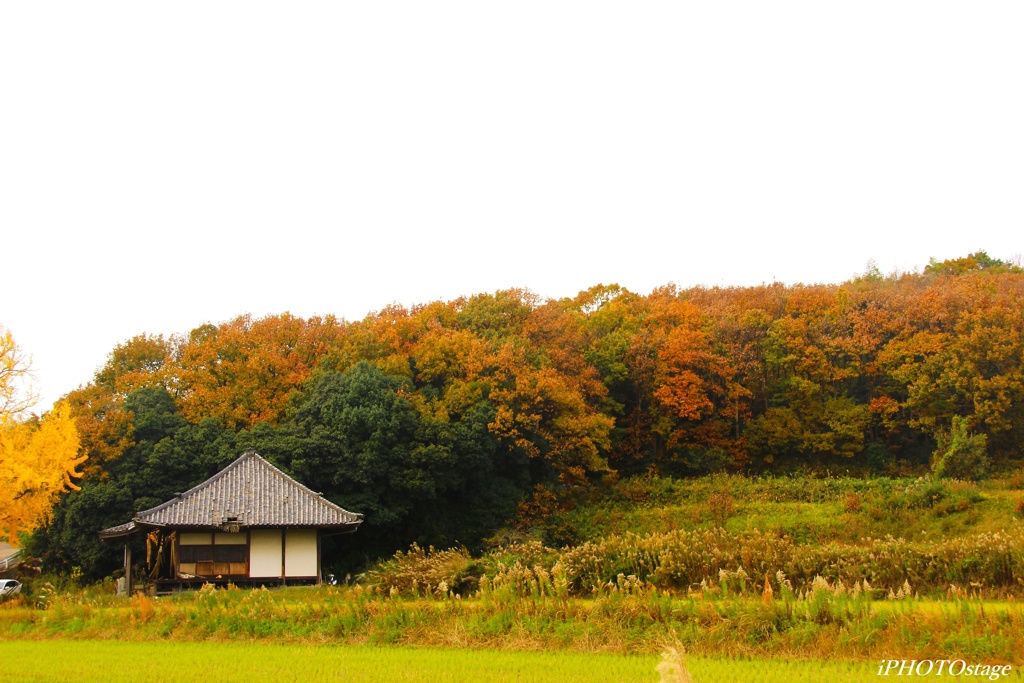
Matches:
[98,521,138,539]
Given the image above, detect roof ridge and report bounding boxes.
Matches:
[241,449,364,519]
[133,449,256,518]
[125,449,362,529]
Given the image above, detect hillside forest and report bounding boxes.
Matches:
[6,252,1024,580]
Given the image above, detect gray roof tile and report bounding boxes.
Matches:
[100,450,361,536]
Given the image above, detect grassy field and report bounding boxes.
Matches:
[5,473,1023,680]
[0,640,659,683]
[0,639,965,683]
[549,473,1024,546]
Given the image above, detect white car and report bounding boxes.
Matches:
[0,579,21,596]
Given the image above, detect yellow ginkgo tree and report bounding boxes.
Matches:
[0,327,85,542]
[1,326,38,417]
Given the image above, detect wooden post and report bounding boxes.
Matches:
[124,542,132,596]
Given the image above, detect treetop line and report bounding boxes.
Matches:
[5,252,1024,578]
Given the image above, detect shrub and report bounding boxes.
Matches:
[931,416,990,481]
[368,544,479,596]
[706,491,735,528]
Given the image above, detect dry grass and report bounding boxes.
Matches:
[656,646,694,683]
[3,583,1023,664]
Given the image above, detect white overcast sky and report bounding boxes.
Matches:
[2,2,1022,411]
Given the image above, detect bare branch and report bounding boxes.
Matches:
[0,326,39,419]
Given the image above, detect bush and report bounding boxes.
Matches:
[368,544,480,596]
[706,491,735,528]
[931,416,990,481]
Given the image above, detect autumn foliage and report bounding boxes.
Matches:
[1,327,84,542]
[25,252,1024,575]
[61,253,1024,481]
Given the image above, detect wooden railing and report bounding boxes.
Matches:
[1,549,22,572]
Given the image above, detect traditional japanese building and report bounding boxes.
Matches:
[99,449,361,592]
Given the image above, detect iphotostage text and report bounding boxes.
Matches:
[877,660,1013,679]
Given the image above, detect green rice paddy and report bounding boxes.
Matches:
[6,640,1019,683]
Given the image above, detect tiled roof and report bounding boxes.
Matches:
[98,521,137,538]
[100,450,361,536]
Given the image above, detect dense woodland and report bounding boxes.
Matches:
[20,252,1024,579]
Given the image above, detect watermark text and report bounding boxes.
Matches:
[877,660,1013,680]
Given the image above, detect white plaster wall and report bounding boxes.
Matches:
[284,529,317,578]
[249,529,282,578]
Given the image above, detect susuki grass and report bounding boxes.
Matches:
[3,581,1023,664]
[418,473,1024,600]
[371,524,1024,602]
